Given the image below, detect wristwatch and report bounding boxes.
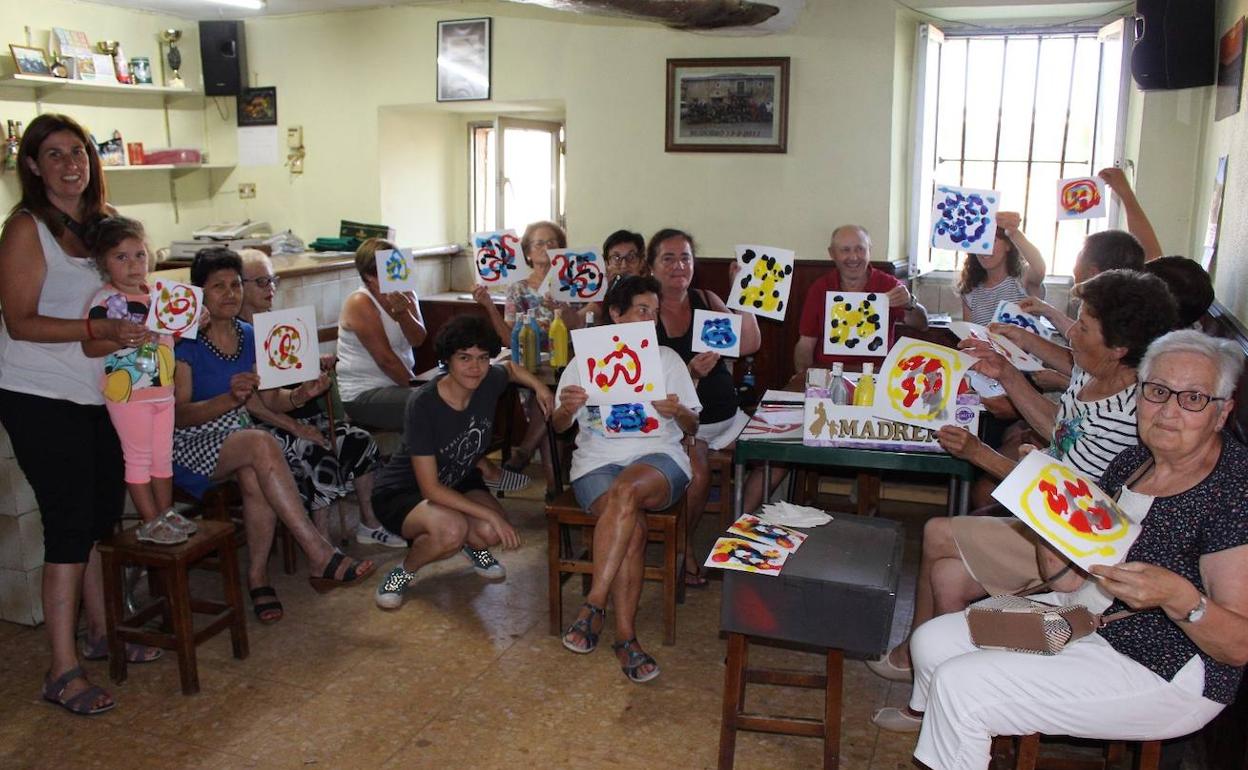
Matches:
[1179,594,1207,623]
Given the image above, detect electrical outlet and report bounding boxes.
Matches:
[238,183,256,199]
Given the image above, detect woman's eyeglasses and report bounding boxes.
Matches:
[242,276,280,289]
[1140,381,1225,412]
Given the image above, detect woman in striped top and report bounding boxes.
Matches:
[958,211,1047,326]
[866,271,1179,708]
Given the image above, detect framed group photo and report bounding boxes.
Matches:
[665,57,790,153]
[437,17,491,102]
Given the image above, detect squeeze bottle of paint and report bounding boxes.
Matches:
[527,312,544,357]
[549,313,569,368]
[853,363,876,406]
[828,362,849,405]
[510,312,524,364]
[520,316,539,373]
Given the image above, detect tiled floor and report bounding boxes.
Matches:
[0,473,932,770]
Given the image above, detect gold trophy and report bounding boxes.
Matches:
[160,29,184,88]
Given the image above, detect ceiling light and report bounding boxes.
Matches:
[207,0,267,9]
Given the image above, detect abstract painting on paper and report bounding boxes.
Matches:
[1056,177,1106,220]
[146,279,204,340]
[690,309,743,357]
[570,321,665,405]
[931,184,1000,255]
[948,320,1045,372]
[726,244,795,321]
[253,306,320,389]
[600,402,663,438]
[471,230,530,287]
[376,248,420,293]
[992,300,1051,339]
[993,451,1140,571]
[875,337,975,428]
[704,536,788,575]
[543,249,607,303]
[727,514,807,554]
[822,291,889,356]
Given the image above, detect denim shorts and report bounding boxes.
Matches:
[571,453,690,512]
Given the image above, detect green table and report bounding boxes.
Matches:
[732,439,974,519]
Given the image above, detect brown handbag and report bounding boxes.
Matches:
[966,595,1102,655]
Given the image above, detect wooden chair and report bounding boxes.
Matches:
[705,448,737,527]
[544,423,687,646]
[174,482,300,575]
[993,734,1162,770]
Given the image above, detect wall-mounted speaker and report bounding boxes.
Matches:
[199,20,247,96]
[1131,0,1215,90]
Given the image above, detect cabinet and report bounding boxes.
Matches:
[0,73,232,221]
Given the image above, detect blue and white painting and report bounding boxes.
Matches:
[931,184,1000,255]
[690,309,742,358]
[993,300,1052,339]
[602,402,662,438]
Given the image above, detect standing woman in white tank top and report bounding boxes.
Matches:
[0,114,154,716]
[336,237,427,431]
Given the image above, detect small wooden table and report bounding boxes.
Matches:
[98,519,249,695]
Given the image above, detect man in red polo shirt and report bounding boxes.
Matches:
[794,224,928,375]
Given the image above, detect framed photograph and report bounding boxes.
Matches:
[437,18,491,102]
[237,86,278,127]
[666,57,790,153]
[10,45,50,76]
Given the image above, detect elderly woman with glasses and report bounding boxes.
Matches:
[897,329,1248,769]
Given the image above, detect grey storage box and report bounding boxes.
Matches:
[720,513,903,656]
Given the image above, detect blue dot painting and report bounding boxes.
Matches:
[690,309,742,358]
[930,184,1001,256]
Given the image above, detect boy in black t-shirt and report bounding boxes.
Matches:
[371,316,554,609]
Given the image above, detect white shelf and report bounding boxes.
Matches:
[103,163,232,172]
[0,73,199,97]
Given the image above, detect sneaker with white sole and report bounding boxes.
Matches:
[356,524,407,549]
[375,566,418,609]
[462,546,506,579]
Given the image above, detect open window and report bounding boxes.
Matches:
[471,117,565,234]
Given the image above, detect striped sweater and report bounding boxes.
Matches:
[1049,366,1138,478]
[963,275,1029,326]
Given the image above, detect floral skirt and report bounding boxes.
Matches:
[259,413,380,511]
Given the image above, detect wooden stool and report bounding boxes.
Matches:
[98,519,249,695]
[718,633,844,769]
[998,734,1161,770]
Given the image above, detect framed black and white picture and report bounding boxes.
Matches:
[437,17,491,102]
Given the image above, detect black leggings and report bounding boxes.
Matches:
[0,389,125,563]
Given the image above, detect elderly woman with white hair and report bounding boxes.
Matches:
[903,329,1248,770]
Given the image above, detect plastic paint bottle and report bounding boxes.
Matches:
[828,362,849,405]
[549,313,569,368]
[510,311,524,365]
[520,317,539,373]
[853,363,876,406]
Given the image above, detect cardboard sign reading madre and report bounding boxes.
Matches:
[375,248,421,293]
[803,399,980,453]
[691,309,743,357]
[146,279,203,340]
[471,230,530,287]
[992,451,1140,571]
[727,244,795,321]
[570,321,665,405]
[253,305,320,389]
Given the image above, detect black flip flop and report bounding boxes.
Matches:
[249,586,283,624]
[308,550,375,593]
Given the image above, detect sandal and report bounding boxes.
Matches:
[684,563,710,588]
[249,586,284,624]
[561,603,605,654]
[42,666,116,716]
[161,509,198,536]
[308,550,375,593]
[135,517,187,546]
[81,635,163,664]
[611,638,661,684]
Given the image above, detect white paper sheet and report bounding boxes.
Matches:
[543,249,607,303]
[471,230,530,287]
[1056,177,1107,220]
[253,305,320,389]
[146,279,203,340]
[690,309,743,357]
[375,248,420,293]
[873,336,975,429]
[570,321,665,405]
[822,290,890,356]
[931,184,1001,255]
[237,126,280,167]
[726,244,795,321]
[948,320,1045,372]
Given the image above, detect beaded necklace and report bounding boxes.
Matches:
[201,318,243,362]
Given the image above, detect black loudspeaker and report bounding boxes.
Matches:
[199,20,247,96]
[1131,0,1215,90]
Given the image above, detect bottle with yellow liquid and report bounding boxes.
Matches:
[853,363,876,406]
[549,313,569,368]
[520,314,539,373]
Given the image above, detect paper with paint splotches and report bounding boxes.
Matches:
[253,305,320,390]
[376,248,420,293]
[726,244,795,321]
[931,184,1000,255]
[471,230,530,287]
[1056,176,1107,220]
[543,248,607,303]
[146,279,203,340]
[948,320,1045,373]
[690,309,742,357]
[704,536,788,575]
[599,402,664,439]
[992,300,1052,340]
[727,514,807,554]
[992,451,1140,571]
[570,321,665,405]
[822,291,889,357]
[874,337,976,429]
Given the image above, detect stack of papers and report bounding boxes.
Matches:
[758,501,834,528]
[705,513,809,576]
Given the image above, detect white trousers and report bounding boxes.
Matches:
[908,612,1225,770]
